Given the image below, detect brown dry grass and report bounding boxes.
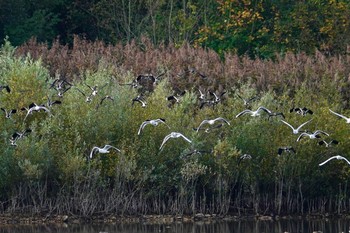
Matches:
[15,36,350,104]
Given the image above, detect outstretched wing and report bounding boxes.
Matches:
[329,109,350,121]
[236,109,252,118]
[196,120,209,132]
[138,121,149,135]
[295,119,312,132]
[159,134,172,150]
[215,117,230,125]
[89,147,99,159]
[319,156,337,166]
[281,120,295,131]
[179,133,192,144]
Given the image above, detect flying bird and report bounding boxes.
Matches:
[318,139,339,147]
[290,107,313,116]
[278,146,296,156]
[75,87,93,102]
[159,132,192,150]
[280,119,312,134]
[132,95,147,107]
[1,108,17,119]
[196,117,230,132]
[319,155,350,166]
[10,129,32,146]
[22,103,51,121]
[237,94,258,107]
[329,109,350,124]
[137,118,170,135]
[89,145,121,159]
[236,106,272,118]
[297,130,329,142]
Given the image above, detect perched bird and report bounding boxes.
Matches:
[319,155,350,166]
[318,139,339,147]
[297,130,329,142]
[196,117,230,132]
[236,106,272,118]
[159,132,192,150]
[280,119,312,134]
[89,145,121,159]
[132,95,147,107]
[137,118,170,135]
[329,109,350,124]
[1,108,17,119]
[278,146,296,156]
[290,107,313,116]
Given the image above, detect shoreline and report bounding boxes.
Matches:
[0,212,349,225]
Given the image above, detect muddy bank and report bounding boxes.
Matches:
[0,212,349,225]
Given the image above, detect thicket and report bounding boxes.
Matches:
[0,37,350,218]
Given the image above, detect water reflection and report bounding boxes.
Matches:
[0,218,350,233]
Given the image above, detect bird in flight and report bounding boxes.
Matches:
[297,130,329,142]
[278,146,296,156]
[1,108,17,119]
[195,117,230,132]
[89,145,121,159]
[159,132,192,150]
[22,103,51,121]
[236,106,272,118]
[318,139,339,147]
[280,119,312,134]
[319,155,350,166]
[290,107,313,116]
[138,118,170,135]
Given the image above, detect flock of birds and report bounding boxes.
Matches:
[2,69,350,168]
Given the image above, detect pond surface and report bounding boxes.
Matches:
[0,218,350,233]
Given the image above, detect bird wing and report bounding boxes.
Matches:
[216,117,230,125]
[138,121,149,135]
[296,132,308,142]
[277,148,283,156]
[257,106,272,114]
[179,134,192,143]
[196,120,209,132]
[105,145,121,152]
[296,119,312,131]
[159,134,172,150]
[319,156,337,166]
[75,87,87,96]
[329,109,350,121]
[89,147,99,159]
[236,109,252,118]
[340,156,350,165]
[156,118,170,128]
[314,130,329,136]
[281,120,295,131]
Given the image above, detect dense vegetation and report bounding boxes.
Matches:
[1,0,350,58]
[0,37,348,218]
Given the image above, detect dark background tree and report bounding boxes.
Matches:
[0,0,349,57]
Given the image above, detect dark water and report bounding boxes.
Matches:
[0,219,349,233]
